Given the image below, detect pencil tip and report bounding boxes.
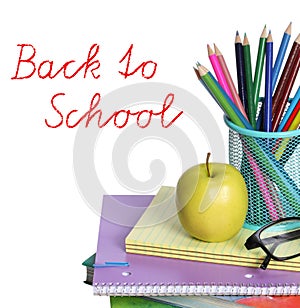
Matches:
[207,44,214,55]
[214,43,221,55]
[286,22,292,35]
[243,34,249,45]
[267,31,273,42]
[197,64,209,77]
[261,26,268,38]
[193,66,200,79]
[236,30,239,35]
[235,31,242,43]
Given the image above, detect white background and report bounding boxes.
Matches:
[1,1,299,307]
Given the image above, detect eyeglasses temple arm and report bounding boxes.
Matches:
[260,254,271,270]
[260,241,279,270]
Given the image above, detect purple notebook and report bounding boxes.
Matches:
[93,195,300,296]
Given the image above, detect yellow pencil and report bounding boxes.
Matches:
[288,108,300,131]
[275,110,300,160]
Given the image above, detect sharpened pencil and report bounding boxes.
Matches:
[197,64,252,129]
[243,33,255,128]
[235,31,248,115]
[207,44,233,100]
[263,31,273,132]
[193,66,220,105]
[253,25,267,116]
[272,22,292,92]
[272,33,300,131]
[214,44,249,120]
[278,86,300,131]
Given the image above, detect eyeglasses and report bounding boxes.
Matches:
[244,217,300,270]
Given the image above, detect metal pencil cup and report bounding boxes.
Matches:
[225,116,300,230]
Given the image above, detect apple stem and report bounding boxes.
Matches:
[206,152,211,178]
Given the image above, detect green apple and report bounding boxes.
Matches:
[176,153,248,242]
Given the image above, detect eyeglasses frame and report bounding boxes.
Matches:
[244,217,300,270]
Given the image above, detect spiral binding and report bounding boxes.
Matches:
[94,282,300,296]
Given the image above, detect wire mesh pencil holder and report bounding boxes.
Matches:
[225,116,300,230]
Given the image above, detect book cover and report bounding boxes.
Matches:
[110,295,250,308]
[83,254,249,307]
[82,253,96,285]
[92,190,300,295]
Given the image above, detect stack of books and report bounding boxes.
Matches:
[82,186,300,307]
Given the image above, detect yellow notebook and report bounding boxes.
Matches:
[125,186,300,271]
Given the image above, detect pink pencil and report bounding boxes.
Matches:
[243,143,279,221]
[214,43,249,121]
[207,44,233,100]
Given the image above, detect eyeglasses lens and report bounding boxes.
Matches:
[260,219,300,259]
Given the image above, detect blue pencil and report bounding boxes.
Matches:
[272,22,292,92]
[235,31,248,114]
[194,65,220,105]
[277,86,300,131]
[264,31,273,132]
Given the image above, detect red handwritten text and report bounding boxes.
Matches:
[45,92,183,129]
[119,44,157,79]
[11,44,101,79]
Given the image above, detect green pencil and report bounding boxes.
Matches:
[253,26,267,116]
[198,65,248,129]
[243,33,255,128]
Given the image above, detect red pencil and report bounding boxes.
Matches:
[282,98,300,131]
[272,34,300,131]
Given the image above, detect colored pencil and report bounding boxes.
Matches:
[211,75,254,129]
[272,22,292,92]
[277,135,300,166]
[197,65,252,129]
[214,43,249,120]
[272,33,300,131]
[275,109,300,161]
[278,86,300,131]
[263,31,273,132]
[193,66,220,105]
[273,90,300,160]
[235,31,248,114]
[288,106,300,131]
[243,33,255,128]
[207,44,233,100]
[253,25,267,115]
[282,99,300,131]
[243,142,279,221]
[243,136,300,209]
